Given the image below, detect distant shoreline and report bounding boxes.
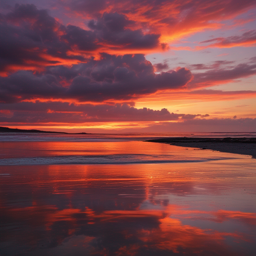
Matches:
[147,137,256,158]
[0,126,87,134]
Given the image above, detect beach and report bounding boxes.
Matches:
[148,137,256,158]
[0,133,256,256]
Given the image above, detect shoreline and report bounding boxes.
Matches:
[147,137,256,158]
[0,126,87,134]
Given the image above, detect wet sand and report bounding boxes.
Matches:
[148,137,256,158]
[1,139,256,255]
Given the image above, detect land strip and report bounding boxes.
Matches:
[147,137,256,158]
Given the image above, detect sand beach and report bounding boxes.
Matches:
[148,137,256,158]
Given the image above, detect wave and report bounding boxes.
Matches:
[0,154,235,166]
[0,132,255,142]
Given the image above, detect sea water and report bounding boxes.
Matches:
[0,133,255,256]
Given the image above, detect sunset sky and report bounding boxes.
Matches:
[0,0,256,133]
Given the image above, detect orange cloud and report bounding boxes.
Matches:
[67,0,256,44]
[197,30,256,49]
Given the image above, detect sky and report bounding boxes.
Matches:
[0,0,256,133]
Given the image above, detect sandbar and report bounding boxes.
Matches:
[148,137,256,158]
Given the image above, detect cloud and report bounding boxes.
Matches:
[0,4,167,74]
[0,71,65,103]
[183,89,256,101]
[132,118,256,133]
[189,61,235,71]
[62,25,100,52]
[0,53,192,103]
[199,30,256,49]
[88,12,161,50]
[0,4,84,74]
[66,0,256,41]
[189,62,256,89]
[0,2,255,131]
[69,0,108,16]
[154,62,169,72]
[139,89,256,106]
[1,0,255,76]
[0,101,207,123]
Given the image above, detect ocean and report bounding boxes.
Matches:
[0,133,255,256]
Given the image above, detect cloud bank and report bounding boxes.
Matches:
[0,54,192,103]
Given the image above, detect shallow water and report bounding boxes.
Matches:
[0,137,256,256]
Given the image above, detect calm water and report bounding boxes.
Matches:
[0,134,256,256]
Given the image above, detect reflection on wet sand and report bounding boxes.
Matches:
[2,204,255,256]
[1,159,256,256]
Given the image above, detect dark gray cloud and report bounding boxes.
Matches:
[62,25,99,51]
[67,55,191,102]
[0,54,192,103]
[0,71,65,103]
[189,62,256,88]
[69,0,108,16]
[0,4,190,104]
[88,12,160,50]
[0,4,84,73]
[0,4,164,74]
[189,61,235,71]
[0,101,205,123]
[154,62,169,72]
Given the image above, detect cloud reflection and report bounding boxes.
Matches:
[1,162,256,255]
